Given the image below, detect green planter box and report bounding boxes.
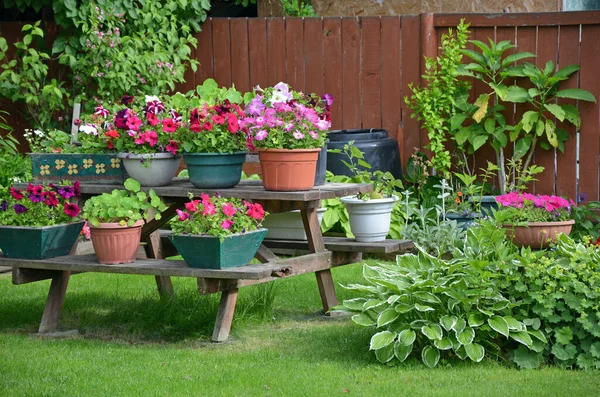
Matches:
[30,153,126,185]
[0,221,85,259]
[169,228,267,269]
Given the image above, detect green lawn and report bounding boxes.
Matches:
[1,262,598,396]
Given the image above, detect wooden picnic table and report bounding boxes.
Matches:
[2,180,412,342]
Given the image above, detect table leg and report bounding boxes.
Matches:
[301,206,339,313]
[143,210,174,298]
[212,288,239,342]
[38,270,71,333]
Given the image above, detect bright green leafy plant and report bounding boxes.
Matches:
[82,178,166,227]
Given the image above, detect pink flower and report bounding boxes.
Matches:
[247,203,265,220]
[63,203,80,218]
[162,118,179,133]
[293,131,304,139]
[126,115,142,131]
[166,140,179,155]
[143,131,159,146]
[184,200,200,212]
[202,202,216,216]
[222,203,236,217]
[94,105,109,118]
[176,209,190,221]
[147,113,160,126]
[221,219,234,230]
[255,129,268,141]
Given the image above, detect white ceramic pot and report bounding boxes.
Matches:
[263,208,326,240]
[117,153,181,186]
[340,195,399,242]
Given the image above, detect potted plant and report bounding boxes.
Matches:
[241,82,332,191]
[493,192,575,248]
[336,142,402,242]
[172,80,249,188]
[81,95,182,186]
[82,178,167,264]
[169,194,268,268]
[262,208,327,241]
[0,181,84,259]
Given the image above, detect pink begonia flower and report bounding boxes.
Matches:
[255,130,268,141]
[176,209,190,221]
[222,203,236,217]
[126,115,142,131]
[221,219,234,230]
[293,131,304,139]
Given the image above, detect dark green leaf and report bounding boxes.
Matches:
[421,345,440,368]
[555,88,597,103]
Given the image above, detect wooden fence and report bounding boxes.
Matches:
[2,11,600,200]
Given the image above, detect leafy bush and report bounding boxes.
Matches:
[336,247,544,367]
[504,235,600,369]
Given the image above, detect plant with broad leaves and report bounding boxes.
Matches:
[335,246,544,367]
[82,178,166,227]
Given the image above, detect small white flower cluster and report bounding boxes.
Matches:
[23,128,46,152]
[79,124,98,136]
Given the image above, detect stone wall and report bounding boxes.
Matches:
[258,0,562,17]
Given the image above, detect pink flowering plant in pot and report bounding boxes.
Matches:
[493,192,576,248]
[0,181,84,259]
[169,194,268,268]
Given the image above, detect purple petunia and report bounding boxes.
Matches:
[12,204,28,214]
[0,200,7,211]
[28,193,44,203]
[57,186,75,199]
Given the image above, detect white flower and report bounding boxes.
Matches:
[33,129,45,137]
[270,91,289,104]
[10,176,21,183]
[145,95,160,103]
[79,124,98,136]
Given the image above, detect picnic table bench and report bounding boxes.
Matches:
[1,180,413,342]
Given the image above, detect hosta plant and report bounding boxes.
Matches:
[335,249,545,367]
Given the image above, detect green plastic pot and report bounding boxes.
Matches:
[183,152,246,189]
[170,228,267,269]
[0,221,85,259]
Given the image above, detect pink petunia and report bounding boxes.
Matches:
[255,129,268,141]
[293,131,304,139]
[176,209,190,221]
[247,203,265,220]
[147,112,160,126]
[162,118,179,133]
[144,131,159,146]
[221,219,234,230]
[184,200,200,212]
[63,203,81,218]
[126,115,142,131]
[222,203,236,217]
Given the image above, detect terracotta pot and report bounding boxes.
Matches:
[89,220,144,264]
[258,148,321,191]
[502,220,575,249]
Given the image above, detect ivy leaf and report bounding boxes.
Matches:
[464,343,485,363]
[370,331,395,350]
[394,341,413,362]
[488,316,509,338]
[421,346,441,368]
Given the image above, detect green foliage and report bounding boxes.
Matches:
[336,247,543,367]
[82,178,167,227]
[404,19,471,176]
[0,21,69,131]
[504,235,600,369]
[282,0,315,16]
[570,201,600,242]
[0,111,31,188]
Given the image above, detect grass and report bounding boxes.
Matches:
[1,261,599,396]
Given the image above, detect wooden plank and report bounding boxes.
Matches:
[578,25,600,202]
[263,237,413,253]
[534,26,560,195]
[255,245,279,263]
[381,17,402,143]
[143,209,175,298]
[304,17,324,96]
[434,11,600,28]
[400,15,422,170]
[341,17,361,129]
[12,267,61,285]
[212,18,232,87]
[301,207,326,253]
[315,270,338,314]
[418,13,437,157]
[266,18,286,85]
[360,17,382,129]
[555,26,580,201]
[212,288,239,342]
[38,271,70,333]
[230,18,251,93]
[323,17,343,130]
[248,18,268,88]
[195,18,214,85]
[141,198,186,241]
[284,17,305,91]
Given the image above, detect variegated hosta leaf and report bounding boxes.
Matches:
[456,327,475,345]
[421,346,441,368]
[377,308,400,328]
[370,331,395,350]
[434,337,453,350]
[440,315,457,331]
[421,324,443,341]
[464,343,485,362]
[375,343,395,363]
[488,316,510,338]
[394,341,413,362]
[398,329,417,346]
[352,313,376,327]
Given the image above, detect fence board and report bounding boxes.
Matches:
[360,17,382,129]
[248,19,268,88]
[285,18,304,91]
[555,26,580,201]
[195,18,214,85]
[230,18,251,93]
[304,18,324,96]
[381,17,402,143]
[323,18,343,130]
[212,19,232,87]
[578,25,600,202]
[341,17,361,130]
[266,18,286,86]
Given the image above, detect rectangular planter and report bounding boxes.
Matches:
[169,228,267,269]
[0,221,85,259]
[30,153,126,185]
[262,209,326,240]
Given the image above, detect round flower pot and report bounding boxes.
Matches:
[0,221,84,259]
[183,151,246,189]
[258,148,321,191]
[340,195,399,242]
[502,219,575,249]
[117,153,180,187]
[89,220,144,264]
[446,213,481,230]
[263,208,327,240]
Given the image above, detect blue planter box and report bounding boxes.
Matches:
[0,221,85,259]
[170,228,267,269]
[30,153,125,185]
